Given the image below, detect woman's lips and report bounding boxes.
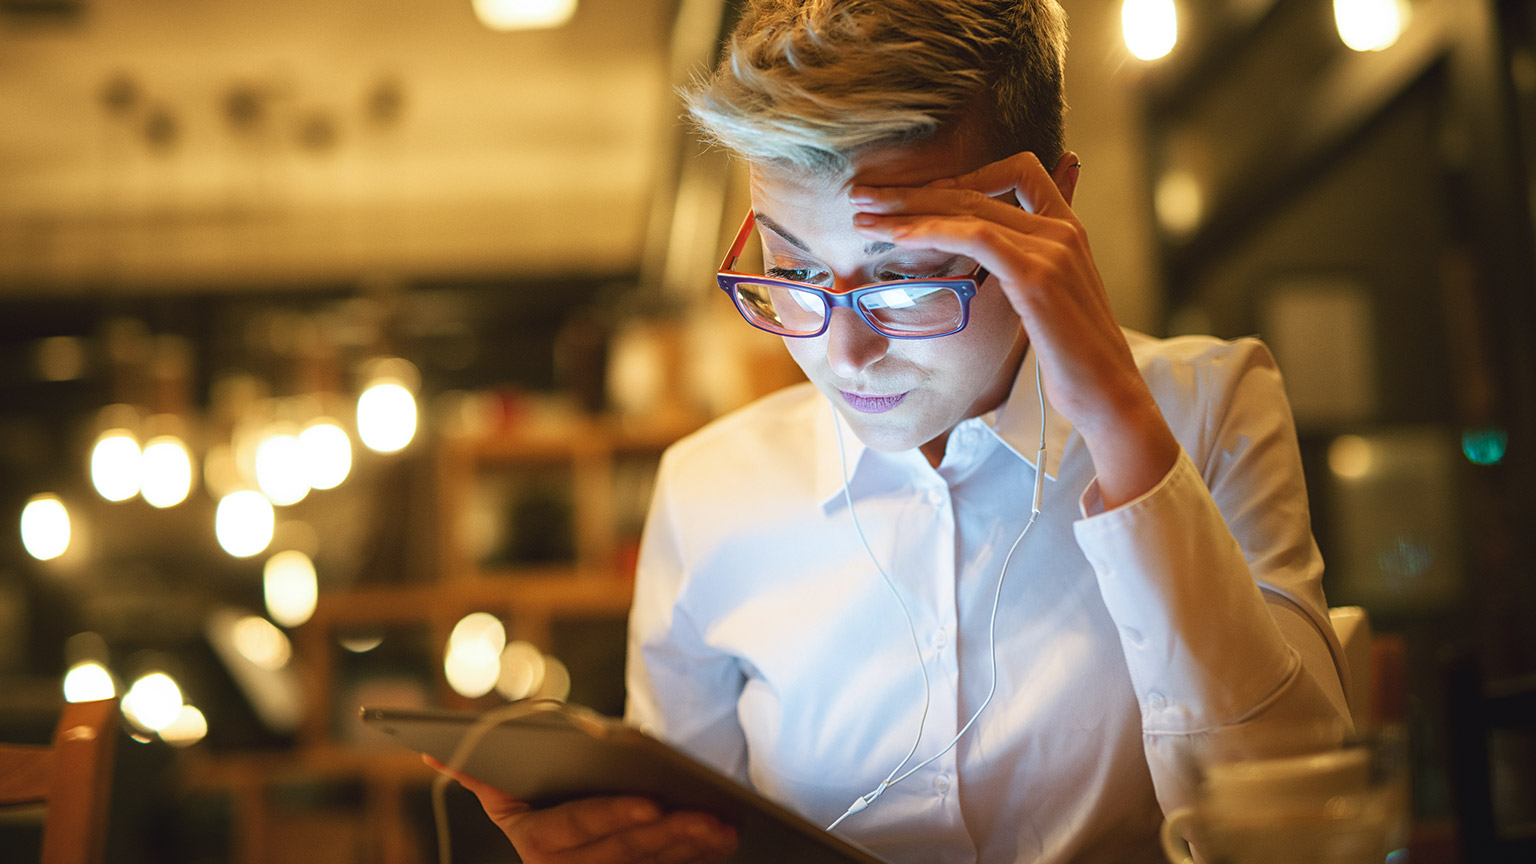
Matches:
[839,390,908,414]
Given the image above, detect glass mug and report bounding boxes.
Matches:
[1160,742,1407,864]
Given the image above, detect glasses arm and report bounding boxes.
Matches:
[720,210,757,273]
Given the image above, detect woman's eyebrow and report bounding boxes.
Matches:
[755,211,897,256]
[754,213,809,252]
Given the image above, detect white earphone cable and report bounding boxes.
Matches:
[825,356,1047,832]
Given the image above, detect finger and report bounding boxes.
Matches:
[852,209,1076,257]
[568,811,737,864]
[925,151,1075,219]
[515,796,664,853]
[422,754,532,822]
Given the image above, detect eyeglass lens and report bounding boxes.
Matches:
[733,280,965,337]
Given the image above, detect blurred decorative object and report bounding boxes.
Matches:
[33,335,88,382]
[232,614,294,671]
[1325,426,1461,612]
[21,493,72,561]
[1461,426,1509,466]
[206,606,305,734]
[214,490,276,558]
[472,0,577,31]
[1262,277,1377,427]
[264,549,320,628]
[1334,0,1409,53]
[1122,0,1178,62]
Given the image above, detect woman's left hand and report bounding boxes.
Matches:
[850,151,1179,508]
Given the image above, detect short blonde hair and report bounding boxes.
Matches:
[685,0,1068,173]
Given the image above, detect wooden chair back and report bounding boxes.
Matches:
[0,698,119,864]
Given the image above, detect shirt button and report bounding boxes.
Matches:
[1122,627,1144,646]
[1148,691,1167,712]
[933,629,949,648]
[927,489,945,507]
[935,774,951,794]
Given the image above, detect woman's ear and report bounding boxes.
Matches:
[1051,151,1081,207]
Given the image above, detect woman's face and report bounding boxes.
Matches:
[748,133,1026,462]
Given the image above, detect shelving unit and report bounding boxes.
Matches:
[188,411,704,864]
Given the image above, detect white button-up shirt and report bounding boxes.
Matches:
[626,332,1351,864]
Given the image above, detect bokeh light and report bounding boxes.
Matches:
[263,550,319,628]
[159,704,208,747]
[300,420,352,490]
[472,0,577,31]
[1334,0,1408,53]
[122,672,183,733]
[495,641,547,701]
[232,614,293,670]
[20,494,71,561]
[215,490,276,558]
[1462,427,1508,466]
[357,382,417,453]
[63,661,116,703]
[91,430,142,502]
[445,612,507,698]
[140,435,195,508]
[1123,0,1178,61]
[255,428,310,506]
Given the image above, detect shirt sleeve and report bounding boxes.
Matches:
[624,448,751,783]
[1070,340,1352,815]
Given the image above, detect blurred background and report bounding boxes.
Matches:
[0,0,1532,861]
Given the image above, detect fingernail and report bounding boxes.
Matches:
[926,178,957,189]
[628,801,661,823]
[852,212,879,227]
[848,186,875,203]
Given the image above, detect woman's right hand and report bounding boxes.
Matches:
[425,755,739,864]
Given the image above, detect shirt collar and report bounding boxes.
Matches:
[812,344,1074,510]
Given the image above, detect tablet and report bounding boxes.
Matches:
[360,703,890,864]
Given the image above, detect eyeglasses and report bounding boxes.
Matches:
[716,210,987,339]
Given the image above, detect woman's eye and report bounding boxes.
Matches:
[767,266,824,284]
[878,272,925,282]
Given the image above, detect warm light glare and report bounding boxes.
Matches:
[91,430,142,502]
[445,641,501,698]
[1329,434,1376,480]
[357,382,418,453]
[445,612,508,698]
[140,435,195,508]
[232,614,293,670]
[264,550,319,628]
[215,491,276,558]
[1123,0,1178,61]
[63,662,116,703]
[495,641,547,701]
[472,0,577,31]
[1334,0,1408,52]
[255,429,309,506]
[20,494,71,561]
[159,704,208,747]
[300,420,352,490]
[123,672,183,732]
[1155,171,1204,236]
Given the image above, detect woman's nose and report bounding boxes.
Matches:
[824,306,889,379]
